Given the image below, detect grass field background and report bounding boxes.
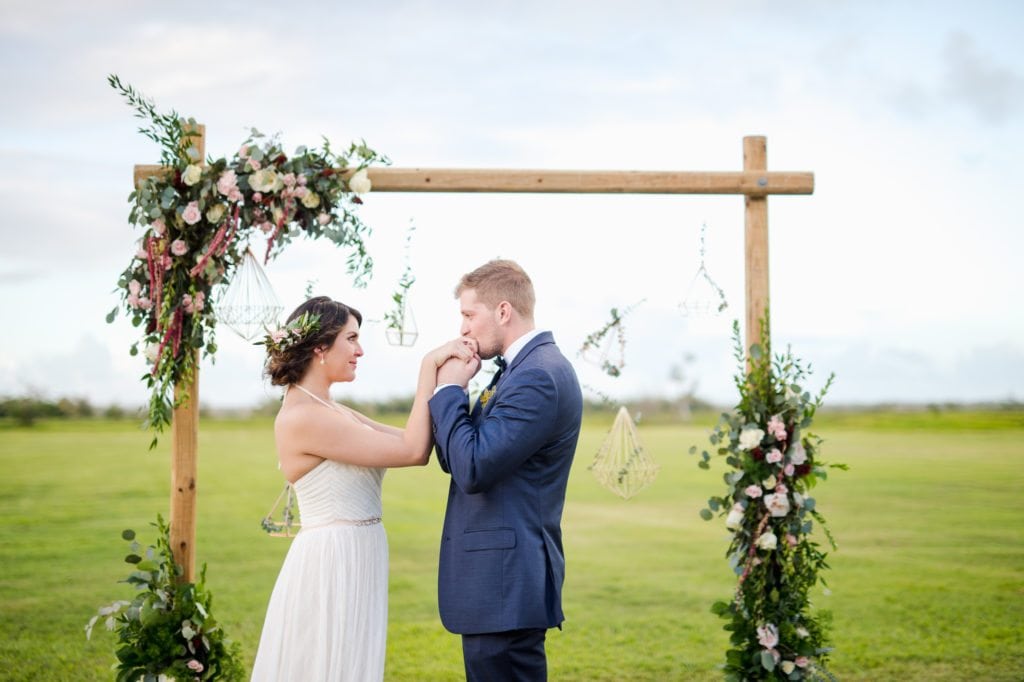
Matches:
[1,410,1022,680]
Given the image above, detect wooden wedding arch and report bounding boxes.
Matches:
[135,132,814,581]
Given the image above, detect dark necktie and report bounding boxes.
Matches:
[487,356,507,389]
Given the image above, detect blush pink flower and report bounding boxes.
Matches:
[786,533,798,547]
[182,294,195,314]
[128,280,142,296]
[756,623,779,649]
[217,170,238,197]
[766,448,783,464]
[282,172,296,188]
[150,217,166,236]
[127,293,140,308]
[764,492,791,517]
[784,463,795,477]
[317,212,330,225]
[187,659,204,673]
[138,297,152,310]
[744,484,763,499]
[182,201,201,225]
[170,239,189,256]
[767,414,787,441]
[193,291,205,312]
[796,656,810,668]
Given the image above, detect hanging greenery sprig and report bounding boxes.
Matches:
[384,221,417,343]
[106,76,388,446]
[578,300,644,377]
[691,318,843,680]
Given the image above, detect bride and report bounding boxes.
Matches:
[250,296,478,681]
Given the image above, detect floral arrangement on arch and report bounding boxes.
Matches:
[691,319,844,680]
[105,76,387,444]
[86,515,245,681]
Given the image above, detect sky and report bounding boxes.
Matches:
[1,0,1022,410]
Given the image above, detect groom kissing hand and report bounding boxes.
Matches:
[429,259,583,682]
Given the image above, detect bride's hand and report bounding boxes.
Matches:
[428,337,478,369]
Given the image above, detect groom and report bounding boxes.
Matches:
[429,259,583,681]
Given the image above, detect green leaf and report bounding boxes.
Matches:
[124,553,142,564]
[106,307,118,324]
[760,649,777,671]
[688,445,697,454]
[699,509,713,521]
[122,529,136,541]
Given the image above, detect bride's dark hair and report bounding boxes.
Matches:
[265,296,363,386]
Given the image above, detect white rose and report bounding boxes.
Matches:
[144,343,160,362]
[796,626,810,638]
[249,168,279,193]
[725,504,745,530]
[764,493,791,517]
[793,492,804,508]
[781,661,795,675]
[301,190,321,209]
[348,168,371,194]
[756,532,777,551]
[182,164,202,186]
[738,427,765,451]
[205,204,226,224]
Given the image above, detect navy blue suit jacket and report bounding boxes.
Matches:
[428,331,583,635]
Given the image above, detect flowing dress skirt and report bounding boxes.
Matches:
[251,522,389,681]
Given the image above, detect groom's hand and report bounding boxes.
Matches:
[437,354,481,388]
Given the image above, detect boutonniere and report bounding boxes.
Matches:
[479,387,496,408]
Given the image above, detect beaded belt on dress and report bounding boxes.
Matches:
[300,517,382,532]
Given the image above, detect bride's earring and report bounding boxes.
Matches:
[319,354,326,365]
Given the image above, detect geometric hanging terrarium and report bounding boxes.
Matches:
[215,247,284,340]
[579,300,644,377]
[589,406,660,499]
[261,482,301,537]
[679,222,728,317]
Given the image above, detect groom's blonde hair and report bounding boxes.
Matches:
[456,259,535,319]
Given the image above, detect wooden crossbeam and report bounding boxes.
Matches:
[135,165,812,196]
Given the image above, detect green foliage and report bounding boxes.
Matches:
[695,318,840,680]
[107,76,388,444]
[86,516,244,681]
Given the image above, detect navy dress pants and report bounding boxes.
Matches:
[462,628,547,681]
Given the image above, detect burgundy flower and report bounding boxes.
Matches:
[751,447,764,461]
[795,462,812,478]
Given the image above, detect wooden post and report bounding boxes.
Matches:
[743,136,770,358]
[170,124,204,582]
[170,361,199,581]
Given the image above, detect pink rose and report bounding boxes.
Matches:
[171,239,189,256]
[182,201,201,225]
[764,493,791,517]
[784,463,795,477]
[756,623,779,649]
[238,144,249,158]
[282,172,296,188]
[270,329,288,343]
[775,483,788,494]
[744,484,763,499]
[126,293,140,308]
[317,212,330,225]
[246,157,261,171]
[297,174,307,186]
[252,192,263,203]
[786,533,798,547]
[766,448,783,464]
[217,170,238,197]
[187,659,204,673]
[789,441,807,465]
[767,414,787,441]
[128,280,142,296]
[193,291,205,311]
[182,294,195,314]
[294,186,308,198]
[796,656,809,668]
[138,297,152,310]
[151,217,165,236]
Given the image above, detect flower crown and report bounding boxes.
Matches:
[258,311,321,353]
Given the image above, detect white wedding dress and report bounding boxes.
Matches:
[251,458,388,681]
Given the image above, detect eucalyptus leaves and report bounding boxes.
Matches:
[692,320,844,680]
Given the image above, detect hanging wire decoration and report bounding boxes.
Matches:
[578,299,645,378]
[384,222,418,346]
[679,222,728,317]
[589,406,660,499]
[215,247,284,340]
[261,483,301,537]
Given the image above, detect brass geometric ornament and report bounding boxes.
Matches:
[589,406,660,499]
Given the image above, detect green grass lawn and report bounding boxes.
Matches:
[1,411,1022,680]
